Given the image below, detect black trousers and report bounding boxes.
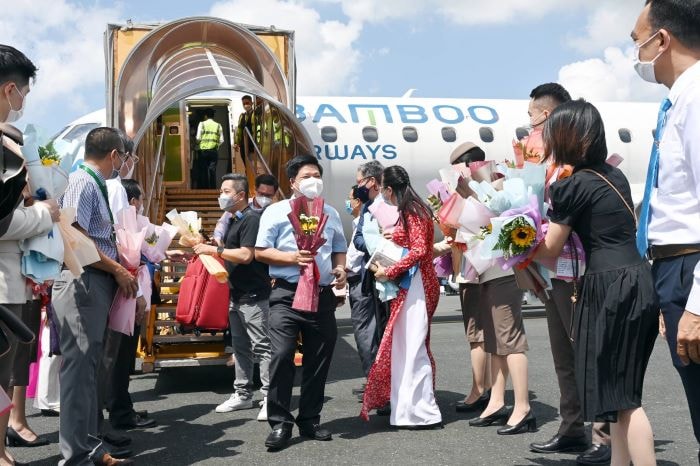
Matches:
[652,252,700,444]
[197,149,218,189]
[267,284,337,429]
[107,325,141,425]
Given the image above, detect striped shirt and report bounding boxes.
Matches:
[59,167,118,261]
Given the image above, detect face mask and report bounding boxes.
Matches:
[110,154,124,179]
[218,193,236,211]
[255,195,272,209]
[633,31,663,83]
[5,85,25,123]
[529,111,547,130]
[345,200,354,215]
[298,177,323,199]
[138,204,144,216]
[244,104,252,112]
[354,186,370,204]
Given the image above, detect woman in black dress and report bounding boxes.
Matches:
[532,99,658,465]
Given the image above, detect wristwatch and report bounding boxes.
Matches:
[216,246,224,257]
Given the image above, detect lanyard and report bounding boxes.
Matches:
[79,164,116,236]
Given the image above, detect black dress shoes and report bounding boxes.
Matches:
[40,408,60,417]
[455,390,491,413]
[265,426,292,450]
[5,427,50,447]
[397,422,444,431]
[530,434,588,453]
[496,411,537,435]
[468,405,512,427]
[376,403,391,416]
[112,413,156,430]
[98,432,132,448]
[298,423,332,441]
[576,443,612,465]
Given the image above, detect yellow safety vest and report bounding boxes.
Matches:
[199,119,221,150]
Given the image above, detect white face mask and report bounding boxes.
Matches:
[633,31,663,84]
[138,204,144,216]
[298,177,324,199]
[218,193,236,211]
[5,86,25,123]
[255,195,272,209]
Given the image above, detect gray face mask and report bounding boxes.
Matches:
[218,193,236,211]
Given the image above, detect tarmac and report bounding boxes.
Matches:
[14,294,698,465]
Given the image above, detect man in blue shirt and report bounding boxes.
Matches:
[54,127,137,465]
[256,154,347,451]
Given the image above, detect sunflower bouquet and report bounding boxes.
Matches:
[38,142,61,166]
[492,216,537,259]
[481,194,544,269]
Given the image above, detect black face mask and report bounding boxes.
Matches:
[353,185,370,204]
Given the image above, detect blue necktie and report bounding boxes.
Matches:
[636,97,672,257]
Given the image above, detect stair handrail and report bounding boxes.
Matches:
[145,129,167,218]
[244,126,287,200]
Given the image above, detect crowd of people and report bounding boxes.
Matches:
[0,0,699,465]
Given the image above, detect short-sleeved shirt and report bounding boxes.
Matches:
[549,164,639,273]
[256,198,347,286]
[224,207,270,300]
[59,167,117,261]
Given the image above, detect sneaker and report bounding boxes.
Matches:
[257,397,268,421]
[215,393,254,413]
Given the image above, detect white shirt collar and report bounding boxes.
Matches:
[668,60,700,105]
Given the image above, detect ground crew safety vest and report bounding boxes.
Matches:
[199,119,221,150]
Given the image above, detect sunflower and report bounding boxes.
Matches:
[511,225,536,248]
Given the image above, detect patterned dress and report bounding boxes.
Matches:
[361,213,441,425]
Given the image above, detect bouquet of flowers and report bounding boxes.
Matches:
[137,215,179,263]
[109,206,147,336]
[512,127,544,168]
[481,195,544,269]
[21,125,80,199]
[166,209,227,283]
[57,207,101,277]
[287,196,329,312]
[19,126,81,282]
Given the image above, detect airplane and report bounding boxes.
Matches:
[49,93,658,235]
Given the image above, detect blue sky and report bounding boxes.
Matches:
[1,0,666,134]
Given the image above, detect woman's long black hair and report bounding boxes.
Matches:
[382,165,433,226]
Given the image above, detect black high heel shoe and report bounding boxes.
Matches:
[5,426,50,447]
[497,411,537,435]
[468,405,512,427]
[455,389,491,412]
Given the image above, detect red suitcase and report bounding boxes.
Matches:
[175,257,230,331]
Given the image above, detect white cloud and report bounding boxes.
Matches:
[210,0,362,96]
[0,0,120,127]
[558,46,666,102]
[565,1,641,54]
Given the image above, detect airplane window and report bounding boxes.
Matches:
[515,127,529,140]
[403,127,418,143]
[363,126,378,143]
[618,128,632,143]
[441,127,456,142]
[321,126,337,143]
[62,123,100,142]
[479,127,494,143]
[49,125,70,142]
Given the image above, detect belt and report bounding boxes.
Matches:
[648,244,700,261]
[273,278,334,293]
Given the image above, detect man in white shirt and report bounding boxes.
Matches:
[632,0,700,454]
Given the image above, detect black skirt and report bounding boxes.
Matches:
[573,260,659,423]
